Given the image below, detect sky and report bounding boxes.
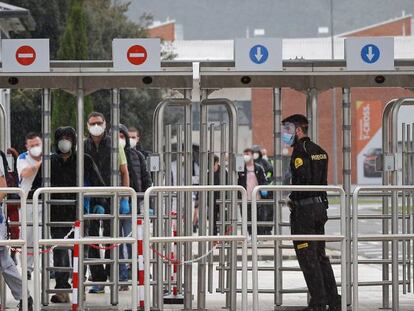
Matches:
[125,0,414,40]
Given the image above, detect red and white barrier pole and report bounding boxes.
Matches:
[72,220,80,311]
[171,212,178,296]
[137,219,144,308]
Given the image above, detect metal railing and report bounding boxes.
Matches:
[143,185,249,311]
[0,188,28,311]
[251,185,347,311]
[32,186,138,311]
[352,185,414,311]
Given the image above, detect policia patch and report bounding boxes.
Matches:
[296,242,309,250]
[294,157,303,169]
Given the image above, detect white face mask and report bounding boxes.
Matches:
[58,139,72,154]
[253,152,259,160]
[243,154,252,163]
[119,138,126,149]
[29,145,42,157]
[88,124,105,137]
[129,138,138,148]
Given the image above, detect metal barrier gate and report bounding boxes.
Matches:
[31,186,138,311]
[143,185,249,311]
[353,185,414,311]
[250,185,347,311]
[381,97,414,309]
[0,188,28,311]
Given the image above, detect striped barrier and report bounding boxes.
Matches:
[72,220,80,311]
[137,219,144,308]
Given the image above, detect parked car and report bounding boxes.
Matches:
[363,148,382,178]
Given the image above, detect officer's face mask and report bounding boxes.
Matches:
[282,122,296,146]
[58,139,72,154]
[253,152,260,160]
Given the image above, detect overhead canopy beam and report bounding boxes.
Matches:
[0,59,414,92]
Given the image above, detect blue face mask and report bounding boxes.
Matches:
[282,132,295,146]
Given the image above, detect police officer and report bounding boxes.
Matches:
[282,114,341,311]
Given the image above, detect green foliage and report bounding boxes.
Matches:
[8,0,165,152]
[52,0,92,134]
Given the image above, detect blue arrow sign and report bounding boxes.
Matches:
[249,44,269,64]
[360,44,380,64]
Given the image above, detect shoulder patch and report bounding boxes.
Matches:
[294,157,303,169]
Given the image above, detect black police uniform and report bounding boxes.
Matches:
[289,137,340,310]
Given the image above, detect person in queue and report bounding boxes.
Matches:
[282,114,340,311]
[252,144,274,234]
[0,148,33,310]
[17,132,43,281]
[128,126,149,159]
[118,124,151,290]
[237,148,267,236]
[49,126,105,303]
[84,112,130,294]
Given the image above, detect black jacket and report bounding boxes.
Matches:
[51,127,105,221]
[289,137,328,201]
[119,124,152,193]
[84,133,112,186]
[238,163,267,192]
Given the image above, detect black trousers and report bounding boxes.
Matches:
[51,227,73,289]
[239,203,272,235]
[87,218,111,282]
[290,201,340,307]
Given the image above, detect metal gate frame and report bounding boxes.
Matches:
[352,185,414,311]
[31,186,138,311]
[251,185,347,311]
[0,188,28,310]
[142,185,249,311]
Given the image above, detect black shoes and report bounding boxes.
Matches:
[18,295,33,311]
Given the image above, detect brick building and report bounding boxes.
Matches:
[251,15,413,184]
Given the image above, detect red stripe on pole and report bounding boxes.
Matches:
[73,244,79,257]
[72,304,78,311]
[138,270,144,285]
[72,273,78,287]
[137,240,143,255]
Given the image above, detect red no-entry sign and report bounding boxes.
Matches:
[15,45,36,66]
[127,45,147,65]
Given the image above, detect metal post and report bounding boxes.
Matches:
[391,102,400,309]
[306,88,318,142]
[184,89,193,311]
[198,92,208,310]
[165,124,172,294]
[41,88,51,306]
[207,123,215,293]
[342,87,352,306]
[76,78,85,310]
[111,88,120,305]
[218,123,227,293]
[273,88,283,306]
[176,124,184,296]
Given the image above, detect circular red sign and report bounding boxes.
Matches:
[127,45,147,65]
[15,45,36,66]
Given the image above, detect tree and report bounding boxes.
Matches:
[51,0,93,134]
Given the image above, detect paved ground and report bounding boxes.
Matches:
[3,202,413,310]
[2,254,414,310]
